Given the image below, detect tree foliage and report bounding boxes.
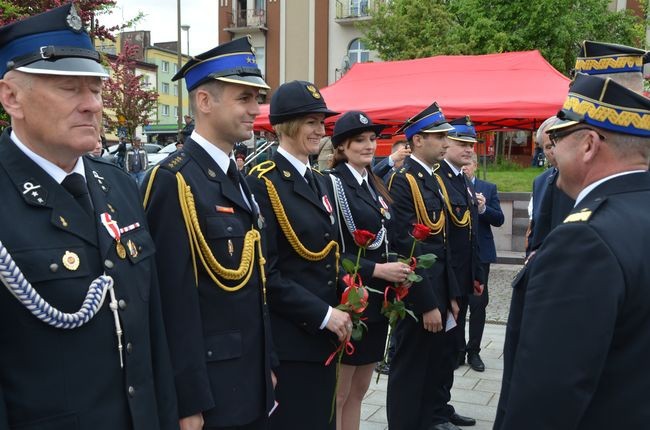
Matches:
[102,43,158,142]
[359,0,646,74]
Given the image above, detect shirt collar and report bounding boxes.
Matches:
[345,163,367,185]
[11,130,86,184]
[191,130,233,175]
[277,146,310,177]
[574,170,647,206]
[410,154,434,175]
[444,159,462,176]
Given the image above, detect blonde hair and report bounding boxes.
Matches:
[273,116,307,139]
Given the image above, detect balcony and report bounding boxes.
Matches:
[335,0,378,24]
[225,8,267,34]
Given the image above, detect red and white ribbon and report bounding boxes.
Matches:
[119,222,140,234]
[100,212,121,243]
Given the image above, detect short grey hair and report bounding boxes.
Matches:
[535,116,560,143]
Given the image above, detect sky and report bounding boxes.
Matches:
[99,0,219,56]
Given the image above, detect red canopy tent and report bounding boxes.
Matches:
[254,50,571,133]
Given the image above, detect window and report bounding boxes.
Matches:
[161,82,170,94]
[161,61,169,73]
[173,84,178,96]
[255,46,265,76]
[162,105,169,116]
[348,38,370,64]
[174,106,179,119]
[349,0,369,17]
[174,63,178,74]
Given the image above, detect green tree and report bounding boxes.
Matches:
[359,0,646,74]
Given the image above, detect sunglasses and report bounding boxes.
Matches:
[549,127,605,146]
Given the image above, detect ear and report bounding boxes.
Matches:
[411,134,422,148]
[0,79,23,120]
[582,130,601,164]
[194,88,214,114]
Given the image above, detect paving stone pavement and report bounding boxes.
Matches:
[360,263,523,430]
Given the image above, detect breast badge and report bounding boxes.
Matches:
[62,250,80,271]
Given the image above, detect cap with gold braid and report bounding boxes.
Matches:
[574,40,646,76]
[547,73,650,137]
[395,102,453,140]
[172,36,269,91]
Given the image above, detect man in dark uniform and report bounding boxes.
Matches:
[0,5,178,429]
[142,37,275,430]
[386,102,463,430]
[437,115,482,427]
[495,74,650,429]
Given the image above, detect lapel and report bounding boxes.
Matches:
[335,164,381,215]
[185,139,251,214]
[274,152,329,214]
[440,160,472,204]
[0,132,98,246]
[84,160,120,258]
[405,158,438,195]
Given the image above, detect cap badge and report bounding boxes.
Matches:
[306,85,321,99]
[359,114,369,125]
[62,251,80,271]
[66,4,83,32]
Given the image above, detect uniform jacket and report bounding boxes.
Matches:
[124,148,148,174]
[246,152,339,363]
[473,178,504,264]
[496,172,650,430]
[0,130,178,430]
[387,158,458,316]
[329,164,393,323]
[437,160,482,293]
[142,139,274,427]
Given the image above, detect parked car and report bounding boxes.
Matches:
[147,142,178,167]
[103,143,163,167]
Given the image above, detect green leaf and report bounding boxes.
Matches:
[405,309,418,322]
[407,273,422,283]
[416,254,437,269]
[342,258,356,274]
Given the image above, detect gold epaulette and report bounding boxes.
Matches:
[248,160,276,178]
[564,210,592,223]
[387,167,408,191]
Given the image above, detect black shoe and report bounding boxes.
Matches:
[467,352,485,372]
[375,362,390,375]
[454,352,465,370]
[449,412,476,427]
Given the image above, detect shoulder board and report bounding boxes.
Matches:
[248,160,276,179]
[161,152,190,173]
[320,168,335,175]
[312,168,324,176]
[563,197,607,224]
[398,166,408,174]
[84,154,117,167]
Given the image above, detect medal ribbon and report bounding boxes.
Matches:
[100,212,121,243]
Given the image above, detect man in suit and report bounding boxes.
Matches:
[386,102,464,430]
[495,74,650,429]
[461,153,504,372]
[142,37,275,430]
[0,5,178,429]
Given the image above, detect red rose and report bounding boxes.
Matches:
[341,286,369,314]
[411,223,431,241]
[342,273,363,289]
[393,285,410,301]
[352,229,376,248]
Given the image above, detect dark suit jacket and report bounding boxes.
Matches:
[0,130,178,430]
[496,172,650,430]
[473,178,504,264]
[143,139,273,427]
[437,160,482,293]
[246,152,339,363]
[329,164,393,323]
[387,159,457,315]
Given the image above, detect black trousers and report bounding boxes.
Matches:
[387,314,456,430]
[467,263,491,354]
[206,415,268,430]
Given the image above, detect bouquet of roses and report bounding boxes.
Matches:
[376,223,437,382]
[325,228,375,421]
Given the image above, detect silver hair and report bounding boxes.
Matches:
[535,116,560,143]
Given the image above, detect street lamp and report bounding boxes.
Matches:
[176,0,183,133]
[181,24,191,116]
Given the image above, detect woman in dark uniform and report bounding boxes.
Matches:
[247,81,352,430]
[328,111,412,430]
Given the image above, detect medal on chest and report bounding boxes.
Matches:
[378,195,391,220]
[322,195,335,224]
[100,212,126,259]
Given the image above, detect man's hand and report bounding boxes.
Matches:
[390,145,411,164]
[476,192,486,213]
[326,308,352,342]
[450,299,460,321]
[271,370,277,389]
[179,413,204,430]
[473,280,485,296]
[422,308,443,333]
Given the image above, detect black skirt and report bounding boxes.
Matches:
[341,321,389,365]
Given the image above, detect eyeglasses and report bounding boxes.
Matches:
[548,127,605,147]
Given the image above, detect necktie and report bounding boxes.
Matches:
[362,179,377,201]
[61,173,93,216]
[227,159,240,187]
[304,168,318,196]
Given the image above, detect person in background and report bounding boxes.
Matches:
[247,81,350,430]
[328,111,409,430]
[373,139,411,181]
[89,136,104,157]
[124,136,148,186]
[115,135,127,168]
[180,114,195,141]
[461,152,504,372]
[0,5,178,429]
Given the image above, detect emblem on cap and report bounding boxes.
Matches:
[306,85,321,99]
[359,114,369,125]
[66,4,83,32]
[62,251,80,271]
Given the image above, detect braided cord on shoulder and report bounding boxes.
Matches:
[435,174,471,229]
[405,173,445,236]
[175,173,266,294]
[261,176,339,274]
[142,165,160,209]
